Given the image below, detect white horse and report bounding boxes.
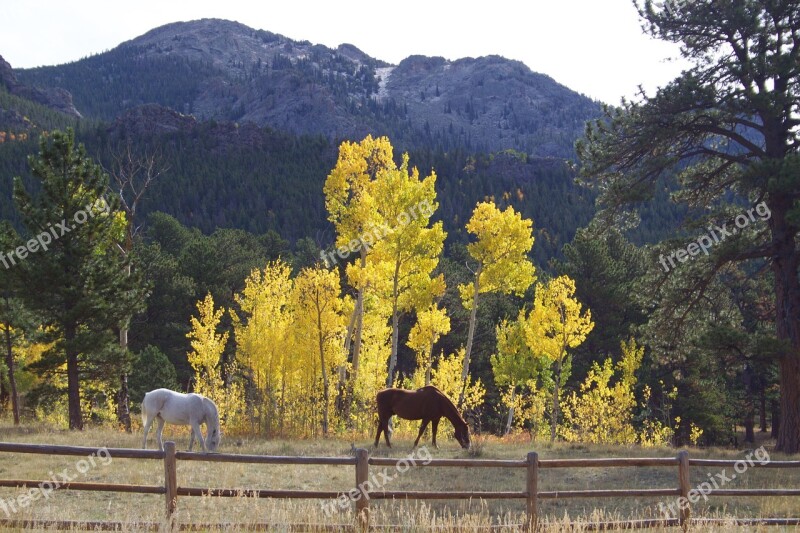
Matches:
[141,389,221,452]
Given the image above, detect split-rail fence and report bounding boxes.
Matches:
[0,441,799,530]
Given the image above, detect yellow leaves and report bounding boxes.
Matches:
[689,422,704,445]
[293,265,348,371]
[187,293,228,377]
[232,260,294,387]
[432,348,485,414]
[324,135,394,248]
[491,314,537,388]
[560,339,642,445]
[458,201,535,309]
[186,293,244,430]
[407,303,451,386]
[407,304,451,356]
[561,356,638,445]
[523,275,594,363]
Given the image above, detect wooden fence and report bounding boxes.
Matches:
[0,441,799,530]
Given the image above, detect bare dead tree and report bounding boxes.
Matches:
[106,139,167,432]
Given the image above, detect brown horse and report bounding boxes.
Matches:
[374,385,470,449]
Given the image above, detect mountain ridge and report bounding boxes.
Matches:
[15,18,601,157]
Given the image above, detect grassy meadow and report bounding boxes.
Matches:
[0,421,798,531]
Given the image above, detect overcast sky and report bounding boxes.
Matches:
[1,0,690,104]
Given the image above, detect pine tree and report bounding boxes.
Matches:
[577,0,800,452]
[13,129,145,429]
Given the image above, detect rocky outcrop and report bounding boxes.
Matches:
[110,104,196,137]
[0,55,81,117]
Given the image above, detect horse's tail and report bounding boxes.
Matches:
[141,391,151,425]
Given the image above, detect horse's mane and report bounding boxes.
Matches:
[428,386,467,427]
[202,397,220,427]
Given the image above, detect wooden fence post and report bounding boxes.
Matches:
[355,448,370,531]
[677,450,690,531]
[164,441,178,524]
[526,451,539,532]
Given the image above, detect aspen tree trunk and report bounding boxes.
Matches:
[550,357,562,443]
[386,261,401,388]
[505,388,515,436]
[318,311,329,436]
[459,264,482,407]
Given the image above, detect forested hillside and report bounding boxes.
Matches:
[0,110,597,266]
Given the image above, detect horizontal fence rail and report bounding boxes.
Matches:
[0,441,798,530]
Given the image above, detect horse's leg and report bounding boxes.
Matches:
[142,414,154,449]
[383,417,392,448]
[188,428,195,451]
[431,418,440,449]
[414,419,430,447]
[155,417,166,451]
[191,421,206,452]
[374,417,383,448]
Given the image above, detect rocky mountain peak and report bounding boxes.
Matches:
[14,18,600,157]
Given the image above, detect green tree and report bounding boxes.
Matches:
[577,1,800,451]
[555,226,648,380]
[0,222,25,424]
[13,129,145,429]
[128,345,178,407]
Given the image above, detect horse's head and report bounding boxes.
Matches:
[207,426,221,452]
[203,397,221,452]
[455,422,470,450]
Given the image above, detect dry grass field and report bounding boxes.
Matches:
[0,421,798,531]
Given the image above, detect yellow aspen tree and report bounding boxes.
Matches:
[561,338,643,444]
[459,201,535,406]
[188,293,227,398]
[370,155,446,387]
[187,293,243,430]
[523,275,594,442]
[231,260,293,434]
[407,303,451,386]
[292,266,347,436]
[323,135,392,412]
[491,314,552,435]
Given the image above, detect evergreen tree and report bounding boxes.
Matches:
[0,222,25,424]
[12,129,145,429]
[578,1,800,452]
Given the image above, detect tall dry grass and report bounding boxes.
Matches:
[0,421,797,531]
